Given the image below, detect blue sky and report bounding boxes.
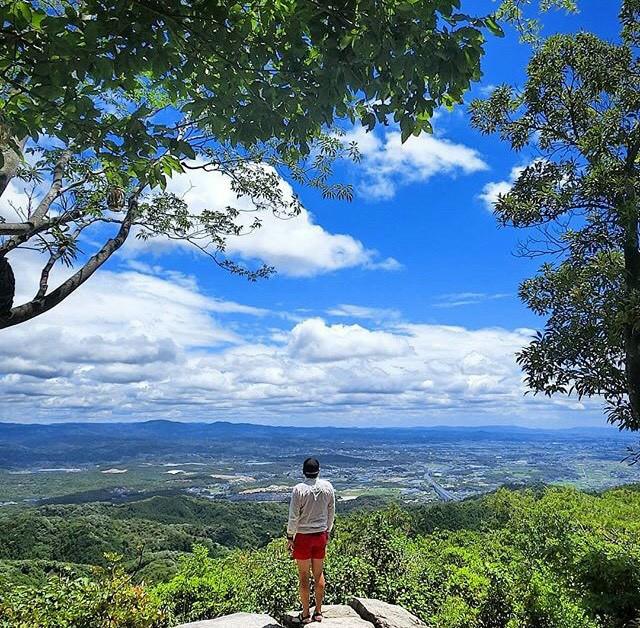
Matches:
[160,0,620,331]
[0,1,626,428]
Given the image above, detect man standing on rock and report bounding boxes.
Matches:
[287,457,336,624]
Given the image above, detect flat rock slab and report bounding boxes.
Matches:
[350,599,428,628]
[173,613,282,628]
[321,605,362,619]
[284,605,373,628]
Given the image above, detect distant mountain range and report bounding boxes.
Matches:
[0,419,634,469]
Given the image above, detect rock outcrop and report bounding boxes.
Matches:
[350,598,427,628]
[283,604,373,627]
[173,612,281,628]
[173,599,428,628]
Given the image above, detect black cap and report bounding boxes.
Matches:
[303,457,320,478]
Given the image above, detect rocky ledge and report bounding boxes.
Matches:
[172,613,281,628]
[173,598,428,628]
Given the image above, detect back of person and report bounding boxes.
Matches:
[289,477,334,535]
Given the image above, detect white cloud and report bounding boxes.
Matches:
[5,249,257,356]
[433,292,512,308]
[0,258,603,426]
[478,164,528,212]
[326,304,401,322]
[287,318,411,362]
[225,206,397,277]
[344,125,488,200]
[129,165,400,277]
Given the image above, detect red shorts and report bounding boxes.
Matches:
[292,531,328,560]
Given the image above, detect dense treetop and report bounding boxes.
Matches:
[1,0,493,158]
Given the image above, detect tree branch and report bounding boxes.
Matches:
[30,151,71,225]
[0,222,33,235]
[0,150,71,237]
[0,197,138,329]
[34,251,63,300]
[0,209,84,254]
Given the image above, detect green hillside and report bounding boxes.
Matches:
[2,485,640,627]
[0,496,289,584]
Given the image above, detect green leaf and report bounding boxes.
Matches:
[15,2,33,24]
[180,143,197,160]
[31,10,46,30]
[400,117,414,143]
[485,16,505,37]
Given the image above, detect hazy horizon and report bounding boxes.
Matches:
[0,417,631,433]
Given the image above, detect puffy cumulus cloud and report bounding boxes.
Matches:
[225,207,399,277]
[7,250,256,348]
[287,318,412,362]
[0,251,268,419]
[127,165,400,277]
[0,260,602,426]
[344,125,488,201]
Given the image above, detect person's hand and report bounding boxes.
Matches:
[287,538,294,556]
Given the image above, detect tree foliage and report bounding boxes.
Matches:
[0,554,164,628]
[470,1,640,430]
[0,496,288,583]
[155,486,640,627]
[496,0,577,44]
[0,0,500,328]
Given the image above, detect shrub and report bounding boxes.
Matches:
[0,554,164,628]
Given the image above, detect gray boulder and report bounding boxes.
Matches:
[283,604,373,627]
[350,598,427,628]
[176,598,427,628]
[173,612,282,628]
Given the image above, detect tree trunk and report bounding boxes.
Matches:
[0,137,27,199]
[0,256,15,316]
[623,184,640,429]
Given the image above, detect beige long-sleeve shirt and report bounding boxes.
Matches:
[287,477,335,536]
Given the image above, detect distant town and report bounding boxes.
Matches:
[0,421,637,509]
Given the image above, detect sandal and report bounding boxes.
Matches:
[312,610,324,622]
[296,612,312,625]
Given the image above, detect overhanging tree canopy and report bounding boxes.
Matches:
[0,0,500,329]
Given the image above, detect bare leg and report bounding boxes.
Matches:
[311,558,325,615]
[296,559,312,618]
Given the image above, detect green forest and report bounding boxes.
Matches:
[1,485,640,627]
